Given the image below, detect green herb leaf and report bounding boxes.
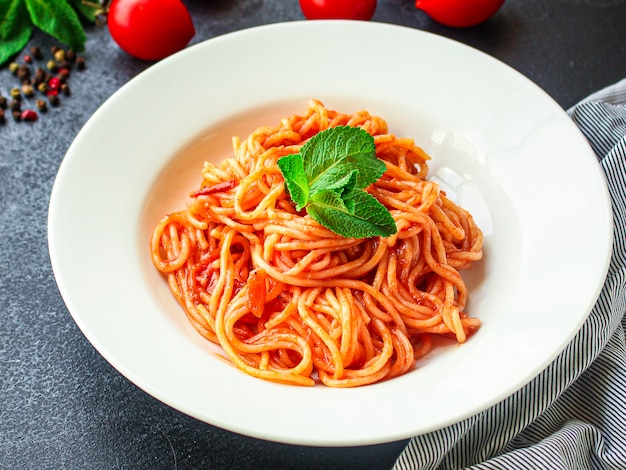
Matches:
[24,0,86,52]
[277,153,309,211]
[0,0,33,65]
[278,126,397,239]
[309,190,352,215]
[68,0,99,23]
[308,190,397,238]
[302,125,386,194]
[319,167,359,199]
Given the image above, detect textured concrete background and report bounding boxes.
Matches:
[1,1,625,469]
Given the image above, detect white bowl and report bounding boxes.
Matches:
[48,21,612,446]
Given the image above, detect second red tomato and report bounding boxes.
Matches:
[299,0,377,21]
[415,0,505,28]
[108,0,196,61]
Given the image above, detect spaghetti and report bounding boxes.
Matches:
[150,100,483,387]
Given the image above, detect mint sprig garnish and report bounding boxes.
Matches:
[277,126,397,239]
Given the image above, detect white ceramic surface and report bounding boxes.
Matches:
[48,21,613,446]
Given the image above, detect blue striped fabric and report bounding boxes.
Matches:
[394,78,626,470]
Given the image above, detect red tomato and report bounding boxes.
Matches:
[108,0,195,61]
[299,0,377,21]
[415,0,505,28]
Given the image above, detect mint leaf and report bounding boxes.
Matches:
[278,125,397,239]
[25,0,86,52]
[320,167,358,197]
[0,0,33,66]
[310,190,352,214]
[302,126,386,193]
[308,190,397,238]
[277,153,309,211]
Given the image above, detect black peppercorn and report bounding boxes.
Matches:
[0,109,5,123]
[34,67,46,84]
[12,110,21,121]
[76,57,86,70]
[30,46,43,60]
[9,99,21,112]
[0,96,6,109]
[48,94,60,107]
[36,99,48,112]
[16,64,30,82]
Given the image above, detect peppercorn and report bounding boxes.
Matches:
[48,77,61,91]
[21,109,38,122]
[34,67,46,84]
[2,44,83,125]
[0,109,5,123]
[48,94,60,107]
[57,69,70,83]
[21,84,35,97]
[16,64,30,82]
[36,99,47,112]
[30,46,43,60]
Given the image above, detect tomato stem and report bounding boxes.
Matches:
[81,0,112,26]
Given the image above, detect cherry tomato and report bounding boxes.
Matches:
[415,0,505,28]
[108,0,195,61]
[299,0,377,21]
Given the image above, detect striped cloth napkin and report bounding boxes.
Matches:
[394,78,626,470]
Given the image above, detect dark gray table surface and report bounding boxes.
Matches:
[1,1,625,469]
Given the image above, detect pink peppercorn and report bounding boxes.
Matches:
[21,109,38,122]
[48,77,61,90]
